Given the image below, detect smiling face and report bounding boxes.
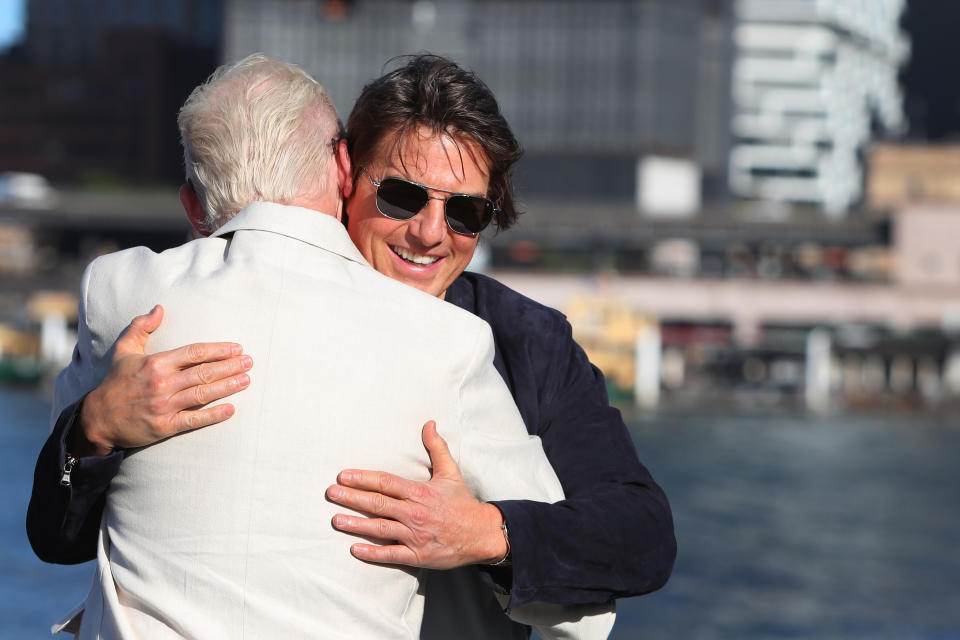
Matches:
[345,125,490,299]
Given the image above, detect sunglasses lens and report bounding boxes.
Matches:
[445,196,494,235]
[376,178,428,220]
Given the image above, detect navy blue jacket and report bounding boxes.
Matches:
[27,272,676,607]
[449,273,675,606]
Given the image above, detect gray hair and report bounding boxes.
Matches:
[178,54,341,231]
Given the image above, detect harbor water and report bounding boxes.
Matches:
[2,388,959,639]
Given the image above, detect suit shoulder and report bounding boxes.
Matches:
[353,265,495,338]
[80,240,226,331]
[85,244,157,272]
[84,238,224,286]
[455,272,570,339]
[81,245,157,297]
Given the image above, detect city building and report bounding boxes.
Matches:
[20,0,221,66]
[866,143,960,291]
[0,0,222,183]
[728,0,909,215]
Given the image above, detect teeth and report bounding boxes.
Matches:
[392,246,439,265]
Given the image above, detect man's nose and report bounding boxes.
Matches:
[408,198,447,247]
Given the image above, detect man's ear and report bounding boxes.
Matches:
[335,138,354,199]
[179,183,211,237]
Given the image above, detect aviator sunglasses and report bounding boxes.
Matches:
[359,167,498,236]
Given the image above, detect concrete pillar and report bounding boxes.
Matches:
[842,354,862,396]
[40,312,71,365]
[805,329,831,413]
[743,357,767,384]
[945,349,960,397]
[661,347,686,390]
[734,316,761,349]
[861,354,886,394]
[917,357,942,401]
[889,355,914,394]
[634,323,661,409]
[830,354,843,391]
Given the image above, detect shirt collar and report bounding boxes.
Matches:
[211,202,368,266]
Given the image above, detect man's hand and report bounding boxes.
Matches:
[73,305,252,457]
[326,421,509,569]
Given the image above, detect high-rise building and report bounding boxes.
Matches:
[728,0,909,215]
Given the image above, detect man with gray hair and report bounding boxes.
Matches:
[178,55,342,234]
[47,55,612,638]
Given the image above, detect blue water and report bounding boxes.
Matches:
[1,389,91,639]
[614,407,960,639]
[3,388,959,639]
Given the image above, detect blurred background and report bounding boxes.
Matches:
[1,1,958,638]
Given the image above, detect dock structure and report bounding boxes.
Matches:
[495,271,960,347]
[494,269,960,410]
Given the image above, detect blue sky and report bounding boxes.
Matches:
[0,0,25,50]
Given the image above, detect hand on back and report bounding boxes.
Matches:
[73,305,252,457]
[326,421,509,569]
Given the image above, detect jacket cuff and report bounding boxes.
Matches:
[477,499,547,606]
[479,500,622,609]
[56,399,124,502]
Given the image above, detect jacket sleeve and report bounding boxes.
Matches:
[455,329,565,505]
[26,398,123,564]
[489,318,677,608]
[455,327,616,636]
[26,257,124,564]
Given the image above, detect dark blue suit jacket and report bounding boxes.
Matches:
[27,272,676,608]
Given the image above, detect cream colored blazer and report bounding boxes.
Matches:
[50,203,613,639]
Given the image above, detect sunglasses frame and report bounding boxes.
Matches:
[358,166,498,237]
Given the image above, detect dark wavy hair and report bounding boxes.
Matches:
[346,54,523,231]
